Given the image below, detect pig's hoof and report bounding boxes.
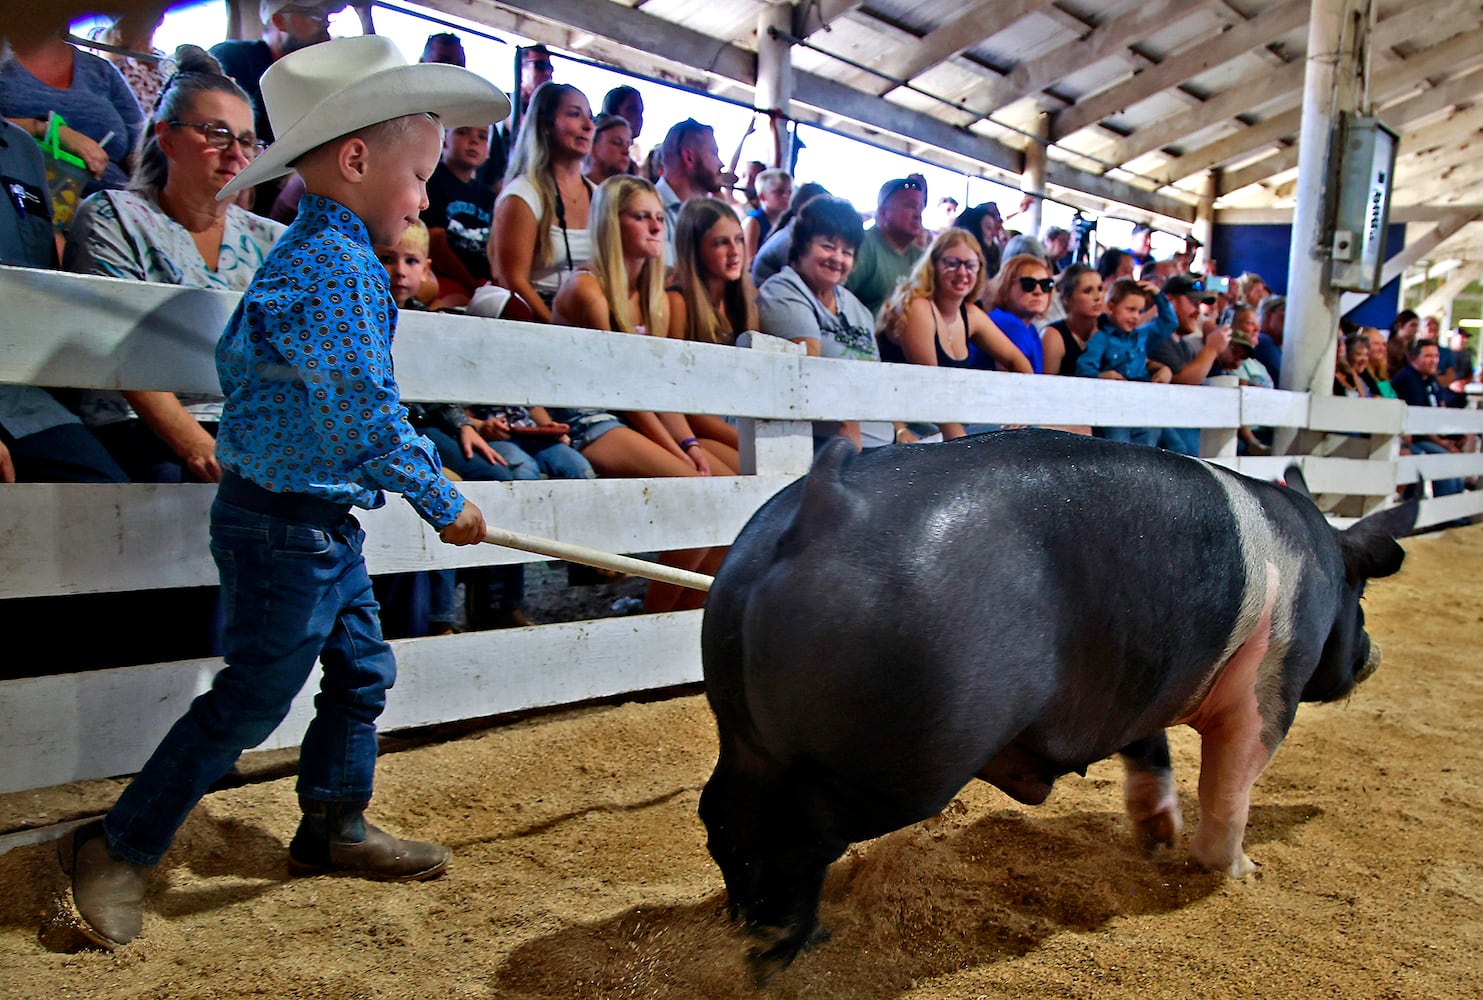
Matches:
[747,920,826,987]
[1133,809,1182,853]
[1190,843,1256,878]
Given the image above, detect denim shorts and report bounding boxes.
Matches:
[566,415,623,452]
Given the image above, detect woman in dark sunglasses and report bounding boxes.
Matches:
[974,253,1058,374]
[62,50,285,484]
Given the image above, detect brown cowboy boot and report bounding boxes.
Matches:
[287,799,449,882]
[60,821,152,949]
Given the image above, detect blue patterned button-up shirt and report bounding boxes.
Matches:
[215,194,463,528]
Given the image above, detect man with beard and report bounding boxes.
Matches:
[655,118,723,262]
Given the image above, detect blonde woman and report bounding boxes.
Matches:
[488,82,594,322]
[552,175,730,610]
[664,196,758,465]
[876,228,1033,441]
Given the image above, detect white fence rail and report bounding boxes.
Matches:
[3,265,1481,795]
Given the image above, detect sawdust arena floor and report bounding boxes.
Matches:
[1,525,1480,999]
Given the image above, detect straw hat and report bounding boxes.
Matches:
[217,35,511,201]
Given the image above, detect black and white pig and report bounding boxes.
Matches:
[699,429,1415,983]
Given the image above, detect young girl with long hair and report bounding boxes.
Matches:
[876,228,1032,441]
[551,176,731,611]
[664,196,760,463]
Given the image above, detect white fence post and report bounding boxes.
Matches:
[735,331,813,477]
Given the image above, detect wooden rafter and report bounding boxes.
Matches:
[970,0,1222,126]
[1086,0,1479,177]
[1220,51,1483,196]
[865,0,1058,97]
[1050,0,1308,141]
[794,0,866,38]
[1155,27,1483,193]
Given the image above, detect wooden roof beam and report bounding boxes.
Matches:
[1400,99,1483,158]
[1402,159,1483,203]
[1093,0,1478,173]
[1164,28,1483,192]
[1218,55,1483,195]
[968,0,1221,118]
[434,0,1197,221]
[794,0,866,38]
[1050,0,1308,141]
[866,0,1058,97]
[1414,261,1483,316]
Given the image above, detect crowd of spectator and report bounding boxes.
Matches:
[2,3,1480,661]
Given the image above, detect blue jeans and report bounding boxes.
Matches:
[1097,426,1161,447]
[1406,440,1465,497]
[103,496,396,866]
[502,437,596,479]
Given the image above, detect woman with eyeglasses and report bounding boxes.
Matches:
[489,81,595,323]
[876,229,1033,441]
[977,253,1058,374]
[63,51,284,484]
[551,175,732,612]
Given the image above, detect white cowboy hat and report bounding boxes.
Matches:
[217,35,511,201]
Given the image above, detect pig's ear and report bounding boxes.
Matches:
[1282,464,1311,500]
[1340,500,1418,579]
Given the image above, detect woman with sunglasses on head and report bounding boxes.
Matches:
[876,229,1032,441]
[551,176,733,612]
[63,49,284,484]
[489,81,595,323]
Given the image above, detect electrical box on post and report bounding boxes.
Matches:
[1328,114,1398,292]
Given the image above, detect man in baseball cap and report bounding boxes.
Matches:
[1149,273,1231,455]
[845,174,926,315]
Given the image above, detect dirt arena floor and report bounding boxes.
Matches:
[1,525,1480,999]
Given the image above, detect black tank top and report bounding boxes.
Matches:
[879,303,973,368]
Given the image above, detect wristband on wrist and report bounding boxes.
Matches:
[679,437,700,450]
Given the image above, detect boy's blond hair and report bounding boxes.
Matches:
[396,219,431,258]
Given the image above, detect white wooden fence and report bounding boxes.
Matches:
[3,264,1481,796]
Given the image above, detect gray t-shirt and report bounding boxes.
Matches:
[756,265,892,448]
[1149,332,1198,372]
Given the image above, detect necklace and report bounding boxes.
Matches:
[932,299,966,358]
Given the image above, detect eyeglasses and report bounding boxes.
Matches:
[527,59,554,72]
[939,257,980,273]
[1017,276,1055,293]
[170,121,267,156]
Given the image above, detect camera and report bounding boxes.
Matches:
[1206,275,1230,294]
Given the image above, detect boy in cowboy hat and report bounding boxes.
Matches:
[60,35,511,949]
